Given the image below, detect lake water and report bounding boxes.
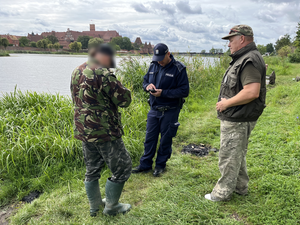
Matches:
[0,54,217,97]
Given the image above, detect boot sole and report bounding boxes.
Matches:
[103,208,131,216]
[235,192,248,196]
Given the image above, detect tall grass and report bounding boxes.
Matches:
[264,56,291,75]
[0,55,229,206]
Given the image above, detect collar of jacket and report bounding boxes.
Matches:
[229,42,257,64]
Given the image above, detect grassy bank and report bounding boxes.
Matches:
[1,56,300,224]
[0,50,9,56]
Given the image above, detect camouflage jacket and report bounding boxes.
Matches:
[70,61,131,143]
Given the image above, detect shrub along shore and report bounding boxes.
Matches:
[0,56,300,224]
[0,50,9,56]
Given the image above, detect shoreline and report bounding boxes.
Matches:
[6,50,222,57]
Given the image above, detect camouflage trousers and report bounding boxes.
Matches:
[82,138,132,183]
[212,120,257,200]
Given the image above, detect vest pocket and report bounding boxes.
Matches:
[227,73,237,88]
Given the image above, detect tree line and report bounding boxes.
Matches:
[8,34,138,52]
[4,20,300,60]
[71,36,136,52]
[0,37,10,49]
[200,20,300,62]
[256,20,300,62]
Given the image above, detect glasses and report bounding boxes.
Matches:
[229,29,246,36]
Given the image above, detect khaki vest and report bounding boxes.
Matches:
[218,42,266,122]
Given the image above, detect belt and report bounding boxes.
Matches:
[153,106,177,112]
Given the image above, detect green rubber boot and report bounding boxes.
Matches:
[103,178,131,216]
[84,180,105,217]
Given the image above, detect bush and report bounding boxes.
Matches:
[288,49,300,63]
[264,56,291,75]
[30,42,37,48]
[278,46,292,57]
[0,50,9,56]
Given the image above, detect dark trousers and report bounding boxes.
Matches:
[139,108,180,169]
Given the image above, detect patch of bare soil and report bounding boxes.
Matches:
[0,202,24,225]
[230,212,249,224]
[0,191,42,224]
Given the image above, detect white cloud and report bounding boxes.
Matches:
[0,0,299,51]
[176,0,203,14]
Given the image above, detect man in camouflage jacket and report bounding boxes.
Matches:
[70,44,132,216]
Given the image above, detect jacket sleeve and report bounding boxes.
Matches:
[143,64,153,91]
[160,68,189,98]
[70,68,80,104]
[102,74,132,108]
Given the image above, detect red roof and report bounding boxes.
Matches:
[27,29,121,46]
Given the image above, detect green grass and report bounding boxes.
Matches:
[1,56,300,224]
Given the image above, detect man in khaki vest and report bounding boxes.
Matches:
[205,25,266,201]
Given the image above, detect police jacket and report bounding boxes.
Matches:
[143,54,189,109]
[218,42,266,122]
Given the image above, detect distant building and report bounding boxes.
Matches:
[0,35,19,46]
[140,41,154,54]
[27,24,121,49]
[134,37,143,45]
[133,37,154,54]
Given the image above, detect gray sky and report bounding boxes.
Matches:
[0,0,299,51]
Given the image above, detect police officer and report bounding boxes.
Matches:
[205,25,266,201]
[70,44,132,216]
[132,43,189,177]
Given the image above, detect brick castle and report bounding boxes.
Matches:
[1,24,153,54]
[27,24,121,49]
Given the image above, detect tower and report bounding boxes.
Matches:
[90,24,95,31]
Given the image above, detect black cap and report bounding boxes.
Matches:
[97,43,115,57]
[152,43,169,61]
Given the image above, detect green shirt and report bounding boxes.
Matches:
[240,62,261,87]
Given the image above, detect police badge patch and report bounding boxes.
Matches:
[165,73,174,77]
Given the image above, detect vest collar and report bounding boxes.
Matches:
[230,42,257,63]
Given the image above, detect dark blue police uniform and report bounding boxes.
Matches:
[139,53,189,170]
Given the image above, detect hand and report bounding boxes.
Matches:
[151,89,162,97]
[146,84,156,91]
[216,98,229,112]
